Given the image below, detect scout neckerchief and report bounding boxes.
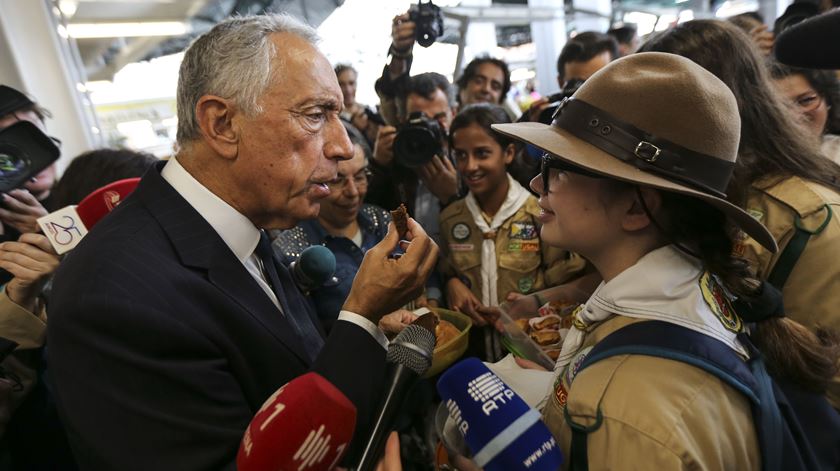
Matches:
[464,174,531,306]
[553,245,747,373]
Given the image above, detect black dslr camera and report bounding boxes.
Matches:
[0,121,60,194]
[409,0,444,48]
[393,111,445,168]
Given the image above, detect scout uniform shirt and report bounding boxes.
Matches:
[739,175,840,408]
[439,176,585,305]
[541,246,760,470]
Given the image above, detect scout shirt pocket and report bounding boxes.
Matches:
[499,219,543,294]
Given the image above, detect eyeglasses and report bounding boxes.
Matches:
[326,168,372,192]
[540,153,602,194]
[795,93,824,113]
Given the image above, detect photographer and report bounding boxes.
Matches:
[0,87,59,290]
[522,32,618,123]
[370,12,460,233]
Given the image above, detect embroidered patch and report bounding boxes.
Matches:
[517,277,534,293]
[553,373,569,408]
[564,346,593,386]
[700,271,742,333]
[449,243,474,252]
[510,222,537,240]
[508,240,540,252]
[452,223,471,241]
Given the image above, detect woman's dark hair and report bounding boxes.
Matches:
[653,188,840,392]
[333,63,356,77]
[639,20,840,205]
[769,60,840,134]
[49,148,157,210]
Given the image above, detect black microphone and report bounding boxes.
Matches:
[289,245,337,294]
[355,322,436,470]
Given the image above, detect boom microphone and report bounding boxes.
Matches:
[290,245,337,294]
[437,358,563,471]
[237,372,357,471]
[355,321,436,470]
[36,178,140,254]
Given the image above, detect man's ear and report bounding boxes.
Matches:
[195,95,239,160]
[622,187,661,232]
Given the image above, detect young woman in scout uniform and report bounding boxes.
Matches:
[440,103,585,360]
[640,19,840,408]
[493,52,840,469]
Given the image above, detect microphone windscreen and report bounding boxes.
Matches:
[76,178,141,229]
[774,9,840,69]
[388,323,435,374]
[237,372,357,471]
[437,358,563,471]
[297,245,337,287]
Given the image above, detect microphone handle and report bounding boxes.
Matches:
[355,362,418,471]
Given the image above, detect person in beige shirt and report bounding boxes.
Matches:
[641,19,840,410]
[492,51,839,469]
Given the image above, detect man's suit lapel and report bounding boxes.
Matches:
[136,162,311,366]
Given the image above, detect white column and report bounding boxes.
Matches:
[529,0,566,96]
[572,0,611,35]
[460,0,498,75]
[0,0,98,172]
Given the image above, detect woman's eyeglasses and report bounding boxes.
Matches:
[540,153,601,193]
[326,168,372,192]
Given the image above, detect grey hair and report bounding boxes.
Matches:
[176,14,319,145]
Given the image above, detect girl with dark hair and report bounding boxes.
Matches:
[640,20,840,408]
[440,103,584,360]
[769,61,840,163]
[493,51,840,469]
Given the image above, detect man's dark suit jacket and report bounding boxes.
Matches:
[46,162,387,470]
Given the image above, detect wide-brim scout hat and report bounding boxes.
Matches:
[493,52,778,252]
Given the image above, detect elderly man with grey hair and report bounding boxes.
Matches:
[46,14,438,470]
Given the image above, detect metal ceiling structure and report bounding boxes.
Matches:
[59,0,344,81]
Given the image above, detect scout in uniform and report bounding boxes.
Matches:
[440,104,585,360]
[493,52,840,469]
[641,20,840,409]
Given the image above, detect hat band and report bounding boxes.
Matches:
[551,98,734,197]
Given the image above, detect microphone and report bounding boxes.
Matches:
[355,321,436,470]
[237,372,357,471]
[290,245,337,294]
[437,358,563,471]
[36,178,140,254]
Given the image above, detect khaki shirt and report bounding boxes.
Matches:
[0,290,47,412]
[542,316,760,470]
[439,197,586,303]
[739,176,840,408]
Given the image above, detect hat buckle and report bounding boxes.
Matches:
[634,141,661,163]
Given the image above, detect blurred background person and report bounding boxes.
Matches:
[336,63,381,148]
[606,23,639,57]
[641,19,840,409]
[770,61,840,163]
[0,86,59,286]
[728,11,775,56]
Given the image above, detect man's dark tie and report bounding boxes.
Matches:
[255,230,324,362]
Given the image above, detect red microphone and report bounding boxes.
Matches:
[237,372,357,471]
[37,178,140,254]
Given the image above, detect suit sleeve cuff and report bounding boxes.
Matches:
[337,310,388,350]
